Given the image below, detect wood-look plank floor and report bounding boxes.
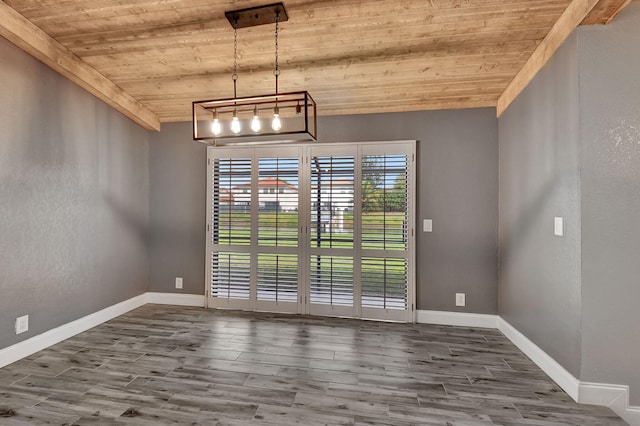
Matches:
[0,305,626,425]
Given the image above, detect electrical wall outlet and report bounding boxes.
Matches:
[175,277,183,289]
[455,293,466,307]
[423,219,433,233]
[15,315,29,334]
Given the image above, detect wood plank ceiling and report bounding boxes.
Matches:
[1,0,636,129]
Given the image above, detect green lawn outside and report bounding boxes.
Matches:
[213,211,408,298]
[216,211,406,229]
[215,212,407,250]
[216,254,406,297]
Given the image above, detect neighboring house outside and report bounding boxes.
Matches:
[218,187,234,207]
[232,177,299,211]
[229,177,354,213]
[231,183,251,210]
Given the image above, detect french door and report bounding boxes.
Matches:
[206,141,415,322]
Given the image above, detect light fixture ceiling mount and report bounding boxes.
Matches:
[224,3,289,29]
[192,2,317,145]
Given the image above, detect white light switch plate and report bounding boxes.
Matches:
[455,293,466,307]
[554,217,564,236]
[423,219,433,233]
[15,315,29,334]
[176,277,183,289]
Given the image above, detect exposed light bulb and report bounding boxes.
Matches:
[211,118,222,136]
[271,114,282,132]
[231,110,241,134]
[271,106,282,132]
[251,107,261,133]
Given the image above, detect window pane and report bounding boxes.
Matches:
[361,257,407,310]
[310,155,355,249]
[211,251,250,299]
[310,255,353,306]
[213,158,251,245]
[258,157,299,247]
[257,254,298,302]
[362,154,408,251]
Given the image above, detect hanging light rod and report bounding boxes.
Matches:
[225,3,288,29]
[192,1,317,146]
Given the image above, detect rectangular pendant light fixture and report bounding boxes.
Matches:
[192,3,317,146]
[193,91,317,145]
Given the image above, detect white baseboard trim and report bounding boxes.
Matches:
[0,292,205,370]
[145,292,205,307]
[0,293,147,369]
[580,382,628,406]
[579,382,640,426]
[416,311,582,402]
[497,317,580,401]
[416,310,498,329]
[497,317,640,424]
[419,311,640,422]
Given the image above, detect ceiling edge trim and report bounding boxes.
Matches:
[0,2,160,131]
[496,0,600,117]
[581,0,633,25]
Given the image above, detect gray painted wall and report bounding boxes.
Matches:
[148,109,499,313]
[498,33,582,376]
[498,5,640,399]
[0,38,149,349]
[320,111,499,313]
[578,3,640,405]
[148,123,207,296]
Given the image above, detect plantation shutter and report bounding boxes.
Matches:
[360,152,411,314]
[309,154,356,310]
[256,155,300,304]
[210,156,252,301]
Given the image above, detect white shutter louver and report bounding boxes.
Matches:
[310,255,354,306]
[311,155,355,249]
[257,254,298,302]
[258,157,299,247]
[361,257,407,310]
[211,251,251,299]
[361,154,408,251]
[212,157,252,246]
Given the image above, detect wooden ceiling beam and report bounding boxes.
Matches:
[581,0,632,24]
[0,2,160,131]
[496,0,599,117]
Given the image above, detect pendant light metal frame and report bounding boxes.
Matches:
[192,2,317,145]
